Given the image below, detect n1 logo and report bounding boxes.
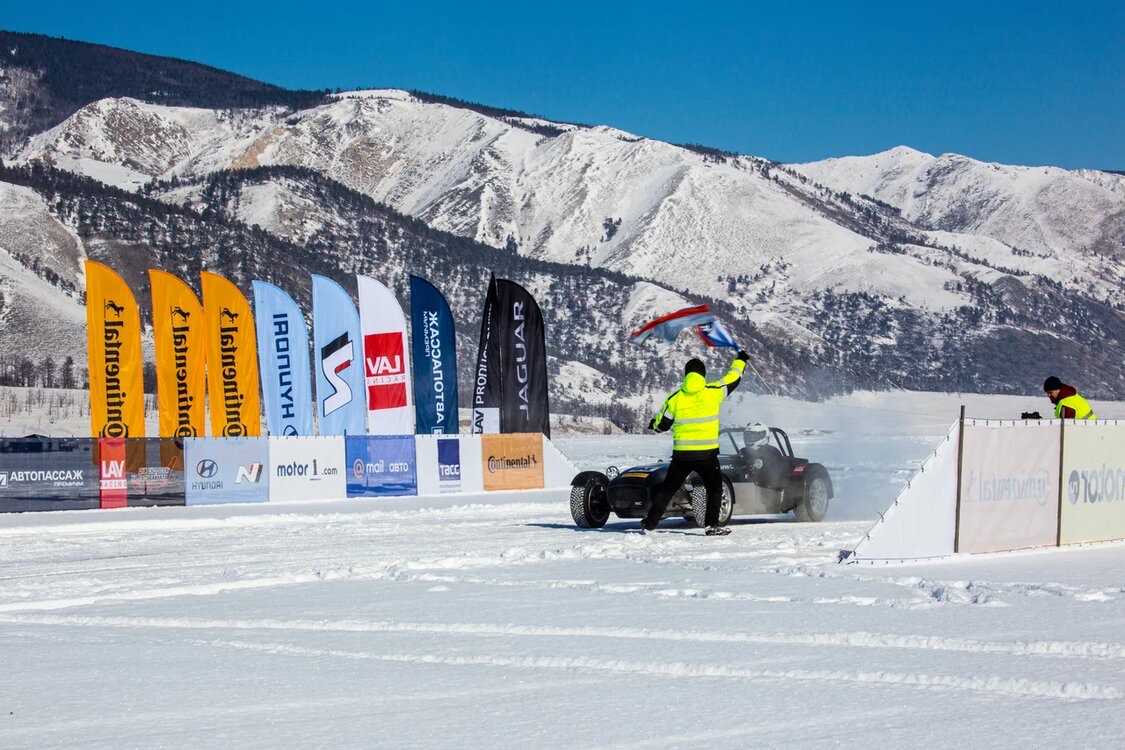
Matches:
[321,333,355,415]
[236,463,264,484]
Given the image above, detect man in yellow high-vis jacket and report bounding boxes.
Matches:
[642,351,748,535]
[1044,376,1097,420]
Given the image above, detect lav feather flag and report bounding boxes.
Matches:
[357,275,414,435]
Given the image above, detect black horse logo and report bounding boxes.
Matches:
[170,306,191,321]
[104,300,126,318]
[219,307,239,324]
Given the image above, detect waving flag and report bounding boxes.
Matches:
[696,319,739,349]
[629,305,716,344]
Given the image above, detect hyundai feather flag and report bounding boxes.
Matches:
[357,275,414,435]
[471,276,501,435]
[311,275,366,436]
[630,304,717,344]
[252,281,313,436]
[410,275,459,435]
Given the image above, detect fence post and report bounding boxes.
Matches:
[1055,417,1066,547]
[953,404,966,554]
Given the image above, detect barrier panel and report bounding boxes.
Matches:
[0,436,100,512]
[1,432,579,513]
[184,437,269,506]
[415,435,483,495]
[125,439,187,507]
[481,433,544,491]
[1060,421,1125,545]
[957,420,1059,554]
[848,422,959,564]
[346,435,418,498]
[269,436,347,502]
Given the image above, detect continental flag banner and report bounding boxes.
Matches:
[85,260,144,439]
[201,272,261,437]
[149,270,207,438]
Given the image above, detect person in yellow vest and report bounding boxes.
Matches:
[642,351,749,536]
[1043,376,1097,420]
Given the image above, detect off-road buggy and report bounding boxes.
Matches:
[569,424,833,528]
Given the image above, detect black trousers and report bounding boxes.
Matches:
[644,455,724,528]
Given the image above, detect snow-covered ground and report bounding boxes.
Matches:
[1,391,1123,747]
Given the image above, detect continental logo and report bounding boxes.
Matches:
[964,469,1052,506]
[219,312,249,436]
[486,453,538,473]
[170,305,197,438]
[100,299,130,438]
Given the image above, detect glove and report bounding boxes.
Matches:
[736,350,750,362]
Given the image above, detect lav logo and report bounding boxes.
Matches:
[236,463,264,484]
[101,459,127,491]
[437,439,461,483]
[196,459,219,479]
[364,331,407,410]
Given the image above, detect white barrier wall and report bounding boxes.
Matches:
[848,422,959,564]
[1060,421,1125,545]
[268,436,347,502]
[847,417,1125,564]
[957,420,1059,554]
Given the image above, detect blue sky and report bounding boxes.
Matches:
[6,1,1123,169]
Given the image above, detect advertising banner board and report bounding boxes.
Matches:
[268,437,346,502]
[0,437,100,512]
[184,438,269,505]
[312,275,366,437]
[957,421,1059,554]
[346,436,417,498]
[415,436,484,495]
[126,438,186,507]
[481,433,544,491]
[1059,421,1125,545]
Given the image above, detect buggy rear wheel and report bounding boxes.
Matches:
[690,477,733,527]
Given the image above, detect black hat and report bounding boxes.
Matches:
[685,358,706,376]
[1043,376,1062,392]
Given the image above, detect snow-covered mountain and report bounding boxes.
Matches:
[794,146,1124,267]
[1,32,1123,412]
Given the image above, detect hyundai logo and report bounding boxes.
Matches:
[196,459,218,478]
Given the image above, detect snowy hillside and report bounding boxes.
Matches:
[795,146,1125,268]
